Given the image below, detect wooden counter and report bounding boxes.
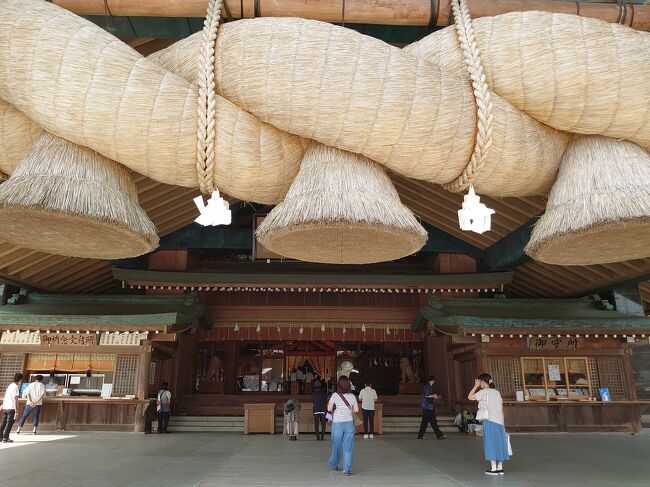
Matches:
[453,399,650,433]
[17,397,150,433]
[501,400,650,433]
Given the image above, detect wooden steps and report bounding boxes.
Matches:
[167,414,458,434]
[178,394,451,417]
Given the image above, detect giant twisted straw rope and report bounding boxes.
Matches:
[196,0,223,195]
[444,0,494,193]
[2,1,650,202]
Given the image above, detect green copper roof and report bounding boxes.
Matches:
[0,293,212,329]
[414,296,650,333]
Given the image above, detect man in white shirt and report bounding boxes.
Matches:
[1,373,24,443]
[304,369,315,395]
[358,382,378,439]
[17,375,46,434]
[295,367,305,394]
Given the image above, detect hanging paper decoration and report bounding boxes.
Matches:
[233,323,239,332]
[458,186,495,234]
[256,324,261,333]
[193,190,231,226]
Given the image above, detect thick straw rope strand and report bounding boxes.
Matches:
[197,0,223,194]
[443,0,494,193]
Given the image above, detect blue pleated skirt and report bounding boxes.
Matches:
[482,421,510,462]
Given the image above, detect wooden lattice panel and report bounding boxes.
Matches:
[113,355,138,396]
[0,354,25,392]
[457,359,477,398]
[587,357,600,396]
[489,356,521,398]
[596,356,627,400]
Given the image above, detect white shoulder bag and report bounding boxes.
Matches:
[476,395,489,422]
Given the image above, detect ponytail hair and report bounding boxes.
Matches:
[478,373,495,388]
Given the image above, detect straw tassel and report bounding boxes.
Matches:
[526,135,650,265]
[256,142,427,264]
[0,132,158,259]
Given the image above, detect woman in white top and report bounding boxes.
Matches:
[468,373,510,476]
[327,376,359,476]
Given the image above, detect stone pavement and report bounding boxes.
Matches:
[0,431,648,487]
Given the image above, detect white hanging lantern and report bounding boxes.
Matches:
[193,189,231,226]
[458,186,495,234]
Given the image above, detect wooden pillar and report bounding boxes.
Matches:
[476,343,489,373]
[623,346,637,401]
[224,341,237,394]
[174,332,199,397]
[134,341,152,432]
[55,401,68,431]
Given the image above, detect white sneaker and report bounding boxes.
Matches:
[363,434,369,439]
[369,434,374,439]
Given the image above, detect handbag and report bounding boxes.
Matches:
[325,412,333,422]
[337,392,363,428]
[507,433,513,456]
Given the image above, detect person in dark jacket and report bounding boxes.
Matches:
[312,384,328,440]
[417,376,446,440]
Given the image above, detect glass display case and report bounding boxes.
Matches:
[237,344,286,393]
[67,373,110,396]
[25,372,114,396]
[521,357,591,400]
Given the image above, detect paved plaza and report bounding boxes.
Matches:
[0,431,648,486]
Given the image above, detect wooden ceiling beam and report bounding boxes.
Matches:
[510,279,553,298]
[43,263,109,291]
[24,257,91,283]
[64,269,115,294]
[139,184,191,207]
[0,249,40,269]
[2,251,58,276]
[38,261,107,289]
[513,264,579,294]
[19,255,72,280]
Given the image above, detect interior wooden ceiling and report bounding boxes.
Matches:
[1,38,649,304]
[0,175,200,294]
[639,282,650,311]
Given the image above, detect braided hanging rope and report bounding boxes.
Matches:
[196,0,223,194]
[443,0,494,193]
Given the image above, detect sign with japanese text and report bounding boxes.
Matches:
[1,330,40,345]
[40,333,97,347]
[528,336,581,351]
